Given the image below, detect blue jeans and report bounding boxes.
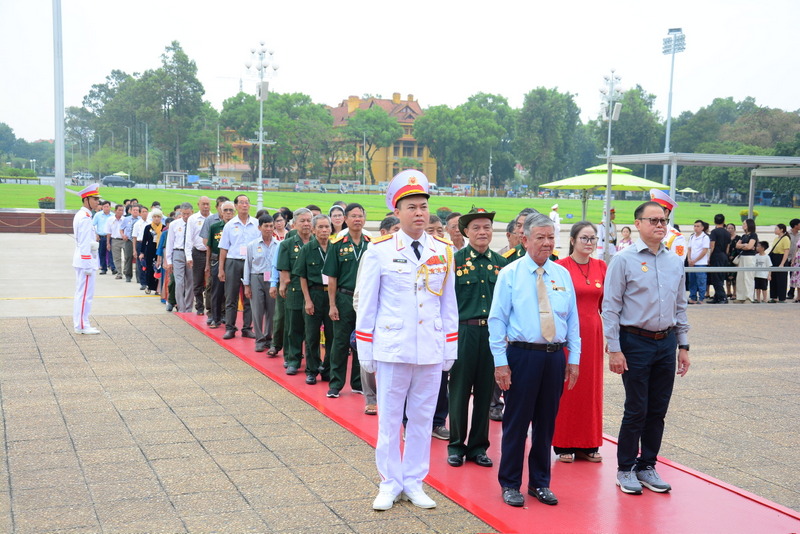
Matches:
[688,271,707,302]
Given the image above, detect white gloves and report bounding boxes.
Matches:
[90,241,100,252]
[443,359,455,372]
[359,359,376,374]
[82,268,94,277]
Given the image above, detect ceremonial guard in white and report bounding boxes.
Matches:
[650,189,686,258]
[73,184,101,334]
[355,170,458,511]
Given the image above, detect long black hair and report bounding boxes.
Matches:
[568,221,598,256]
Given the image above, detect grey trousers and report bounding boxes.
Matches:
[172,250,195,313]
[250,274,275,344]
[122,239,133,279]
[224,258,252,332]
[111,239,124,274]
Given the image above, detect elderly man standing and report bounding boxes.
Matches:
[277,208,314,375]
[73,184,102,334]
[188,196,212,315]
[602,201,690,495]
[356,170,458,511]
[219,194,260,339]
[165,202,194,313]
[489,212,580,508]
[447,207,507,469]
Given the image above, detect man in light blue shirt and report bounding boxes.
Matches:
[120,204,140,282]
[243,214,279,353]
[92,200,114,274]
[488,212,580,508]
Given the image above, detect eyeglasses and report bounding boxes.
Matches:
[222,208,234,212]
[578,236,598,243]
[638,217,668,226]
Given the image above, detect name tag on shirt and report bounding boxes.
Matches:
[393,258,407,263]
[240,246,247,256]
[322,273,329,285]
[264,272,269,282]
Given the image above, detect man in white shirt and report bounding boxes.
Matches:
[166,202,195,313]
[187,196,211,315]
[687,220,710,304]
[106,204,125,278]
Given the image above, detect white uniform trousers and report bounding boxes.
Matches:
[375,360,442,496]
[173,250,195,313]
[73,268,96,330]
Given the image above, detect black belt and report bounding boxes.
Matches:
[337,287,355,296]
[460,318,488,326]
[229,257,245,261]
[310,284,329,291]
[620,325,673,340]
[509,341,566,353]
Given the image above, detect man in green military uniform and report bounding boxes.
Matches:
[277,208,313,375]
[294,214,334,385]
[448,207,507,468]
[323,203,370,398]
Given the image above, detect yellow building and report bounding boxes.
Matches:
[198,129,253,184]
[329,93,437,185]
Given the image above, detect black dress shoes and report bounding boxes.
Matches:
[241,330,256,339]
[305,375,317,385]
[222,330,235,340]
[502,487,524,507]
[470,454,493,467]
[528,487,558,505]
[447,454,464,467]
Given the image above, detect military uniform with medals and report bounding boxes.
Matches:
[277,233,309,371]
[293,236,333,382]
[450,236,507,463]
[323,232,370,394]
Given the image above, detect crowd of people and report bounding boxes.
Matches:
[74,178,799,512]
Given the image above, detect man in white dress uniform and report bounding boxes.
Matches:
[355,170,458,511]
[73,184,101,334]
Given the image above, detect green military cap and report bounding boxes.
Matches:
[458,206,496,237]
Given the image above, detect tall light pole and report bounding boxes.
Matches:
[245,42,278,211]
[661,28,686,186]
[53,0,66,209]
[601,69,622,263]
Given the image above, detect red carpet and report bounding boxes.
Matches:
[181,313,800,533]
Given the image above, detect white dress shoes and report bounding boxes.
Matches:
[372,491,400,511]
[74,327,101,335]
[401,490,436,509]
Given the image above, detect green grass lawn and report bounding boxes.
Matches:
[2,183,797,226]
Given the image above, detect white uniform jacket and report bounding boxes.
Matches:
[355,231,458,365]
[664,227,687,259]
[72,207,99,270]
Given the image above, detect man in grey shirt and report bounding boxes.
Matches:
[602,200,690,496]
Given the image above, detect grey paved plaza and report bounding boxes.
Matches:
[1,233,798,533]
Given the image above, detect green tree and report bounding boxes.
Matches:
[515,87,580,184]
[721,107,800,148]
[0,122,16,161]
[589,85,663,176]
[342,106,402,185]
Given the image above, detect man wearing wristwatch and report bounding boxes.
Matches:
[602,200,691,496]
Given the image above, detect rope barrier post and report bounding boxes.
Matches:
[40,212,46,235]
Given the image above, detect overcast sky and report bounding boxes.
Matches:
[2,0,798,142]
